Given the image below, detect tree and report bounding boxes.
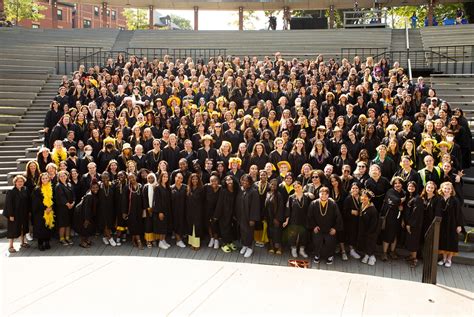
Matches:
[388,4,466,28]
[4,0,46,24]
[123,8,149,30]
[228,10,260,30]
[170,14,191,30]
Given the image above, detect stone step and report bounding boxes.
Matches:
[0,92,37,99]
[0,115,21,124]
[0,150,26,157]
[0,79,45,86]
[0,107,27,116]
[0,161,18,168]
[0,100,32,107]
[0,85,42,93]
[0,73,49,80]
[6,135,34,141]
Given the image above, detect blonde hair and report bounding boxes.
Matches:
[438,181,456,197]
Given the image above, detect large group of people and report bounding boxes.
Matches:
[4,51,469,269]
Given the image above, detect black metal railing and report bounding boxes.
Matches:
[430,45,474,74]
[422,216,442,284]
[56,46,103,75]
[340,47,388,61]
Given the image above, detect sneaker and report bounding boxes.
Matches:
[176,240,186,248]
[221,244,232,253]
[108,238,117,247]
[368,255,376,266]
[361,255,369,264]
[163,240,171,248]
[26,233,33,241]
[341,252,349,261]
[115,238,122,246]
[66,239,74,245]
[244,248,253,258]
[326,256,334,265]
[159,240,169,250]
[60,239,69,246]
[208,238,215,248]
[255,241,265,248]
[229,243,237,251]
[299,247,308,258]
[213,239,219,249]
[102,237,110,245]
[444,260,452,268]
[291,247,298,258]
[350,249,361,259]
[437,259,445,266]
[240,246,248,255]
[313,256,320,264]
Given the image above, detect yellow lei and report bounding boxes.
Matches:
[41,183,55,229]
[52,147,67,167]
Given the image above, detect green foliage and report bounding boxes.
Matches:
[388,4,466,28]
[5,0,46,23]
[170,14,191,30]
[123,8,149,30]
[228,10,260,30]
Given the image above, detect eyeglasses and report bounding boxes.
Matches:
[357,165,366,168]
[312,176,319,179]
[343,170,350,173]
[215,125,221,128]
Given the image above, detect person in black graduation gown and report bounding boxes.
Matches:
[186,173,205,250]
[403,181,424,267]
[357,189,379,266]
[264,179,285,254]
[114,171,128,245]
[197,135,219,169]
[97,172,116,247]
[55,171,75,246]
[204,176,221,249]
[380,177,406,261]
[393,155,422,192]
[5,176,30,253]
[123,173,144,249]
[329,174,349,261]
[145,139,163,172]
[170,172,188,248]
[152,172,172,249]
[74,181,99,248]
[307,187,343,265]
[437,182,465,268]
[235,174,260,258]
[215,175,239,253]
[342,182,362,260]
[285,181,312,258]
[32,173,55,251]
[162,134,181,172]
[364,164,391,213]
[371,144,397,179]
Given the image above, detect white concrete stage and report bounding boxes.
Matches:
[1,256,473,317]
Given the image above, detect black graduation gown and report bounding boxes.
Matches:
[357,204,379,255]
[97,184,115,231]
[196,147,219,168]
[4,187,30,239]
[235,186,260,246]
[364,177,391,212]
[31,186,54,240]
[54,182,75,228]
[170,184,187,236]
[288,152,306,176]
[114,182,127,230]
[153,185,171,235]
[264,191,285,244]
[438,196,464,253]
[269,150,289,168]
[342,195,360,246]
[371,157,396,180]
[145,150,163,173]
[380,188,406,243]
[123,184,144,235]
[74,191,97,237]
[307,199,343,234]
[249,154,269,171]
[186,187,205,237]
[393,168,422,193]
[162,146,181,172]
[204,184,221,227]
[404,195,424,252]
[215,187,238,244]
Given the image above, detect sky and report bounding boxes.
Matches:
[158,10,285,30]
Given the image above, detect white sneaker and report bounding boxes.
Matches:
[102,237,110,245]
[108,238,117,247]
[163,240,171,248]
[255,241,265,248]
[159,240,169,250]
[240,246,248,255]
[368,255,376,266]
[115,238,121,246]
[208,238,215,248]
[350,249,361,259]
[341,252,349,261]
[176,240,186,248]
[438,260,445,266]
[361,255,369,264]
[26,233,33,241]
[213,239,219,249]
[444,260,452,268]
[291,247,298,258]
[244,248,253,258]
[299,247,308,258]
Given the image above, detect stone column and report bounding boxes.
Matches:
[194,6,199,30]
[149,5,154,29]
[427,0,434,26]
[283,6,290,30]
[329,5,335,29]
[0,0,4,15]
[102,2,108,28]
[238,6,244,31]
[51,0,58,29]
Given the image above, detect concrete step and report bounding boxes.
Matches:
[0,73,49,80]
[0,85,42,93]
[0,92,37,99]
[0,107,27,116]
[0,115,21,124]
[6,135,34,141]
[0,100,32,107]
[452,251,474,265]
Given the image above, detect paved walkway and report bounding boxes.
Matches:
[2,237,474,293]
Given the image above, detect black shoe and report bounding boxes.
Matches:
[39,244,45,251]
[313,256,320,264]
[45,241,51,250]
[326,256,334,265]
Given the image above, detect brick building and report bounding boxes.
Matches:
[17,1,127,29]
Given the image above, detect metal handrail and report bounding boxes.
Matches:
[422,216,442,284]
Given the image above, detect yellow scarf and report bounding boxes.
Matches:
[284,183,294,194]
[41,183,54,229]
[52,148,67,167]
